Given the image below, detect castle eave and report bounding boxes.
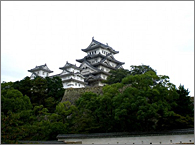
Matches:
[28,69,53,73]
[62,78,86,84]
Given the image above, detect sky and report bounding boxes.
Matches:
[1,1,194,96]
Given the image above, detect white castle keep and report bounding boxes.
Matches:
[28,38,124,89]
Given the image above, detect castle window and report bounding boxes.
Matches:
[43,72,45,75]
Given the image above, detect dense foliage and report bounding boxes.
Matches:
[1,65,194,143]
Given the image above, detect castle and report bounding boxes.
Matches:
[28,38,124,88]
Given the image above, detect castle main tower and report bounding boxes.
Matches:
[76,37,124,86]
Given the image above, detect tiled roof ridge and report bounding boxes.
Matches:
[77,53,124,65]
[59,61,81,70]
[28,63,53,73]
[81,38,119,54]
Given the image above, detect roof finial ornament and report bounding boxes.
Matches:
[106,43,108,46]
[92,36,94,40]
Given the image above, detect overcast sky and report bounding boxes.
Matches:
[2,1,194,96]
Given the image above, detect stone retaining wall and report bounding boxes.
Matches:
[61,86,103,104]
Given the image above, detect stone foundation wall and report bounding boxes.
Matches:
[61,86,103,104]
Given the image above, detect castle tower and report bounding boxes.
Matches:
[58,61,85,89]
[76,38,125,86]
[28,64,53,79]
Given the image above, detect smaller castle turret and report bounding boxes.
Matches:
[28,64,53,79]
[58,62,85,89]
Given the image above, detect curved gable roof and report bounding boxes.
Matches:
[81,38,119,54]
[28,64,53,73]
[59,61,81,70]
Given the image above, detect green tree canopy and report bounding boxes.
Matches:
[104,69,129,84]
[129,65,156,75]
[2,88,32,115]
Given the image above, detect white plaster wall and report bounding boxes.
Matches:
[96,48,101,54]
[88,58,101,64]
[77,76,84,81]
[87,48,111,56]
[81,68,95,75]
[101,48,110,56]
[105,68,110,72]
[36,70,49,78]
[67,68,79,73]
[63,81,85,89]
[99,66,104,71]
[98,81,105,86]
[97,57,101,62]
[61,73,85,89]
[100,74,107,80]
[75,69,80,73]
[59,134,194,144]
[61,70,68,75]
[30,73,36,79]
[108,61,117,67]
[99,66,110,73]
[87,49,99,55]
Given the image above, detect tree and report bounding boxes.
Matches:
[129,65,156,75]
[1,89,32,115]
[75,92,101,133]
[121,69,182,131]
[1,85,34,143]
[12,76,65,112]
[45,76,64,101]
[45,76,65,112]
[55,101,78,129]
[173,85,194,116]
[104,69,129,84]
[30,76,48,106]
[13,77,33,98]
